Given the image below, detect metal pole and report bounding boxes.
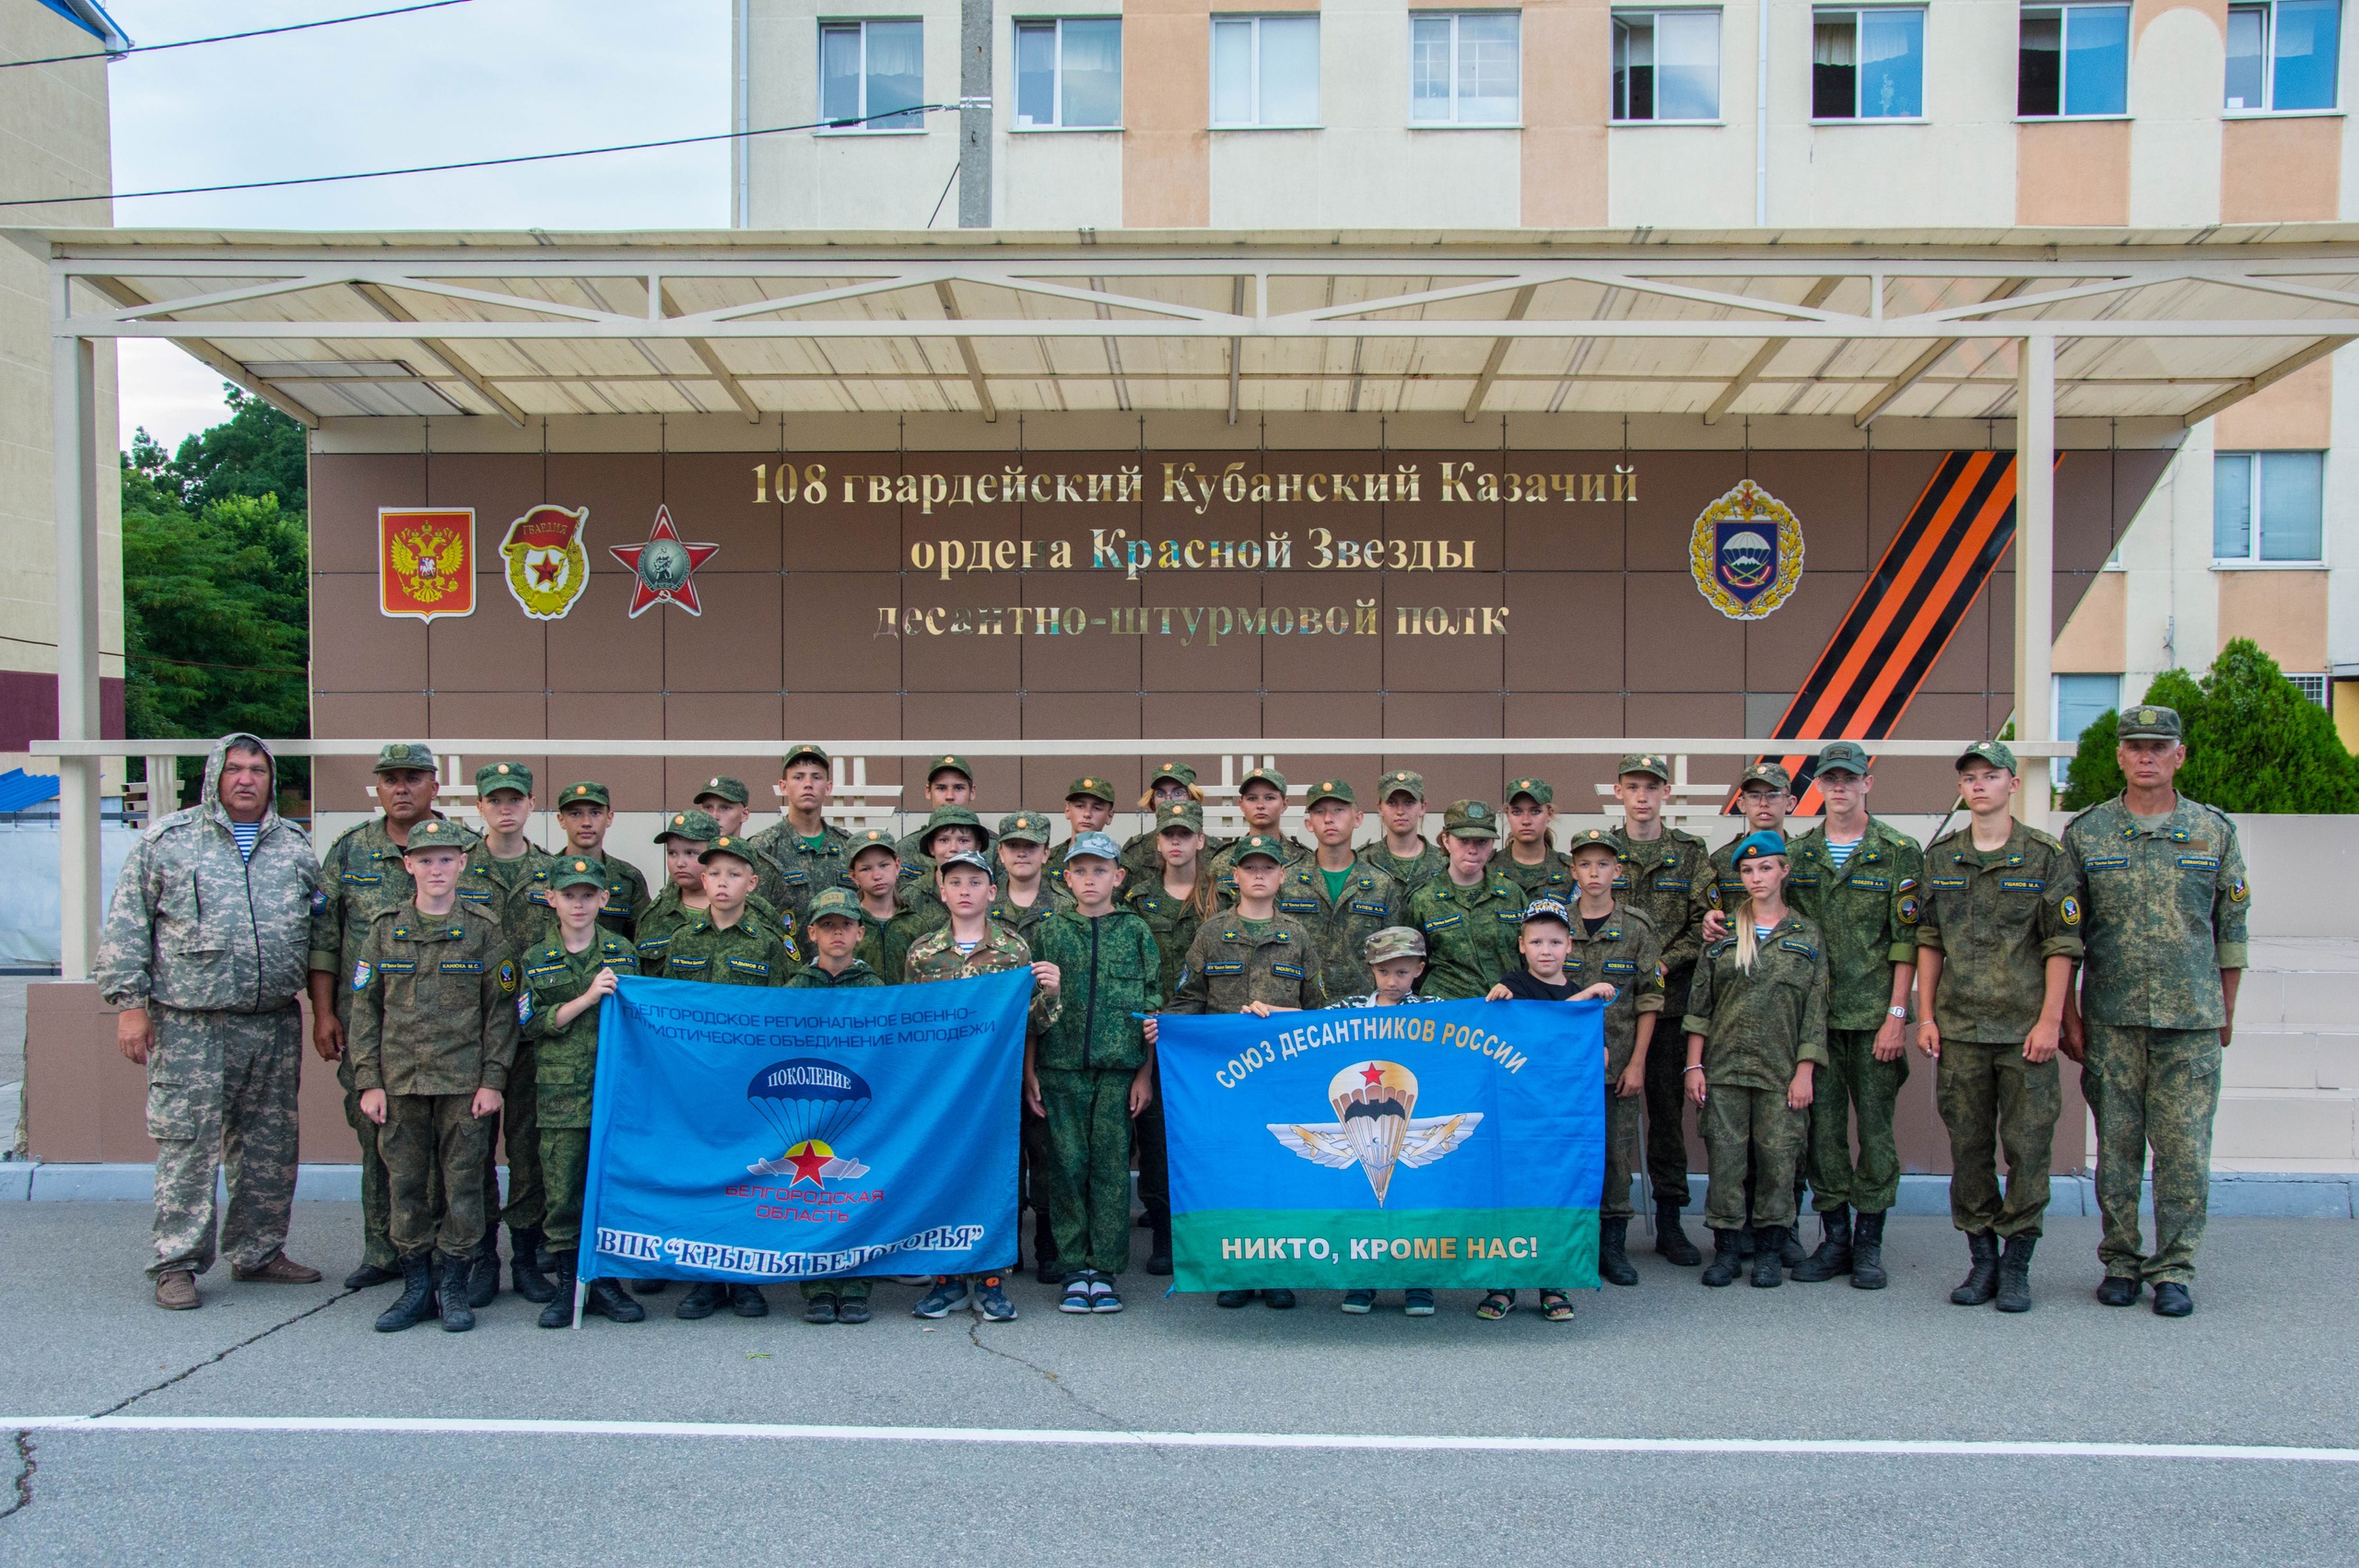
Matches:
[958,0,992,228]
[1755,0,1770,225]
[52,320,102,980]
[2015,333,2057,829]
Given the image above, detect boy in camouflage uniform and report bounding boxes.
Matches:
[1207,766,1310,893]
[515,855,646,1328]
[1608,753,1716,1265]
[1498,777,1572,901]
[1124,800,1219,1276]
[1335,926,1442,1316]
[692,774,754,838]
[554,781,650,941]
[1562,827,1667,1287]
[1358,770,1449,893]
[1044,777,1117,902]
[992,809,1067,1280]
[1278,779,1405,1001]
[1404,801,1527,1000]
[1779,741,1923,1291]
[636,807,796,976]
[844,829,906,976]
[1915,742,2083,1314]
[786,889,887,1324]
[2061,705,2248,1318]
[1708,763,1795,907]
[744,743,854,929]
[1029,833,1163,1314]
[346,818,520,1334]
[895,753,980,882]
[883,806,993,980]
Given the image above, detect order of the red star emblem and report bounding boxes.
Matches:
[607,504,719,617]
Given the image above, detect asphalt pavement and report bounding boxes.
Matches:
[2,1202,2353,1565]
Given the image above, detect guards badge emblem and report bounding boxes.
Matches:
[1689,478,1804,621]
[499,504,590,621]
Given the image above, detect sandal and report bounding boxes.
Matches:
[1539,1289,1575,1322]
[1475,1290,1515,1320]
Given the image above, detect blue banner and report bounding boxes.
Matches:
[577,970,1031,1282]
[1156,1000,1605,1290]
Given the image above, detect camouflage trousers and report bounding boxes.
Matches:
[145,1004,302,1279]
[334,1022,395,1270]
[1703,1084,1808,1231]
[478,1039,543,1237]
[1641,963,1696,1206]
[1600,1035,1646,1221]
[1808,1026,1910,1214]
[1039,1067,1138,1277]
[382,1093,492,1264]
[1937,1040,2061,1238]
[538,1125,588,1256]
[2083,1024,2223,1286]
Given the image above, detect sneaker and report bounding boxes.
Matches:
[1263,1288,1297,1310]
[974,1277,1018,1322]
[804,1292,839,1324]
[1341,1290,1377,1315]
[1089,1277,1122,1314]
[837,1295,872,1324]
[1061,1274,1096,1313]
[1402,1289,1436,1316]
[913,1278,970,1318]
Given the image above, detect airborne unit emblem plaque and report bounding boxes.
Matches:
[1690,478,1804,621]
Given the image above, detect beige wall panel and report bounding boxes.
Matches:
[2016,119,2131,227]
[1519,0,1610,227]
[2218,568,2329,670]
[2128,2,2225,225]
[1123,0,1215,225]
[999,132,1125,227]
[2214,357,2333,450]
[2222,115,2342,221]
[2053,568,2128,672]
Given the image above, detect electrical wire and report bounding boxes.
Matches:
[0,0,472,69]
[0,104,960,208]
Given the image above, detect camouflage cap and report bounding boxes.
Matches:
[1441,799,1500,839]
[698,834,757,866]
[926,753,975,783]
[1507,776,1554,807]
[995,812,1051,847]
[1956,739,2018,773]
[781,743,830,773]
[919,804,991,852]
[805,887,863,925]
[1156,801,1205,834]
[1306,778,1356,808]
[1738,762,1794,793]
[1064,831,1122,863]
[373,742,438,776]
[2118,704,2183,741]
[401,817,475,853]
[1151,761,1199,787]
[1567,825,1621,859]
[548,856,607,893]
[847,827,900,862]
[557,780,612,809]
[1231,831,1291,866]
[655,808,722,845]
[693,775,750,806]
[1363,926,1427,965]
[1237,765,1289,794]
[1520,895,1573,929]
[1731,830,1789,867]
[474,761,533,797]
[1377,769,1426,802]
[936,849,997,880]
[1816,740,1873,778]
[1064,775,1117,805]
[1617,753,1672,782]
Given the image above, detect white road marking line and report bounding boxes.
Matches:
[3,1416,2354,1464]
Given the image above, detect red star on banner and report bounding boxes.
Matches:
[607,504,719,617]
[786,1143,833,1186]
[1360,1062,1386,1085]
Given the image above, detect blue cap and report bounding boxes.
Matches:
[1731,831,1789,867]
[1064,831,1121,863]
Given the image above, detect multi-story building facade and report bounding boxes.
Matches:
[737,0,2359,753]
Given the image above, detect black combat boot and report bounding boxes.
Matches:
[1598,1217,1638,1286]
[510,1226,557,1305]
[1791,1205,1853,1282]
[675,1281,728,1319]
[538,1256,577,1328]
[585,1276,646,1323]
[1950,1231,2000,1305]
[1849,1211,1889,1290]
[1146,1225,1173,1277]
[374,1254,437,1332]
[1751,1226,1788,1288]
[729,1283,770,1318]
[438,1252,476,1332]
[466,1231,499,1310]
[1779,1229,1805,1269]
[343,1260,401,1290]
[1993,1234,2036,1314]
[1654,1201,1702,1267]
[1700,1228,1745,1287]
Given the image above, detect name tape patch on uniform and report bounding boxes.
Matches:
[1203,960,1246,977]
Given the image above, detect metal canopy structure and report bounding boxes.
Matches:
[22,224,2359,428]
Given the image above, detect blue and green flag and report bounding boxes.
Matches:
[1157,1000,1604,1291]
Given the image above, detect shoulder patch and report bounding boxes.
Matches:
[310,888,329,913]
[1897,895,1919,925]
[350,959,372,991]
[516,990,534,1025]
[2228,876,2249,904]
[498,960,517,995]
[2060,895,2082,927]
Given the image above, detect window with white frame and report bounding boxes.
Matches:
[820,18,925,130]
[2225,0,2341,110]
[1613,9,1722,120]
[1411,12,1521,123]
[2214,451,2325,563]
[1212,15,1320,126]
[1015,17,1123,128]
[2288,672,2330,707]
[2056,672,2123,788]
[2017,4,2129,115]
[1813,7,1924,118]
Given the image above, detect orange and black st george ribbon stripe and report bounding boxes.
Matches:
[1747,450,2045,814]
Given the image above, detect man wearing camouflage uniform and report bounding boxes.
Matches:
[100,733,324,1309]
[308,741,446,1290]
[745,743,853,929]
[2062,705,2248,1318]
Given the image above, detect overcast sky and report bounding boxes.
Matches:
[100,0,733,451]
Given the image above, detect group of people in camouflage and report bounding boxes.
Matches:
[97,705,2246,1328]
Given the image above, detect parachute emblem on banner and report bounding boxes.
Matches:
[1265,1060,1483,1206]
[745,1057,874,1184]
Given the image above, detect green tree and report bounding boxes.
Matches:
[2059,643,2359,812]
[158,386,308,514]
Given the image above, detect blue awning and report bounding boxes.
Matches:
[0,769,63,813]
[34,1,131,53]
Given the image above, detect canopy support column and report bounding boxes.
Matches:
[52,323,103,980]
[2014,333,2056,829]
